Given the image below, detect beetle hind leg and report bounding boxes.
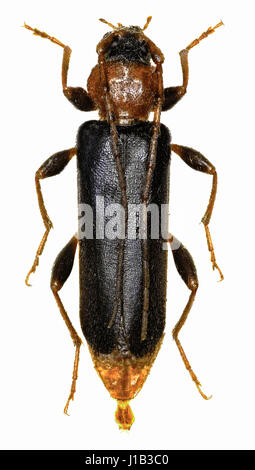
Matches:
[50,235,82,414]
[169,234,212,400]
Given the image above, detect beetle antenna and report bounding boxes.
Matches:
[141,62,163,342]
[142,16,152,31]
[97,53,128,331]
[99,18,117,29]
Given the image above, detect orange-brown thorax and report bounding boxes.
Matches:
[87,62,159,122]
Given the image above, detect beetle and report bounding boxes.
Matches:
[24,17,223,430]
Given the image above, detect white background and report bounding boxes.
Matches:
[1,0,255,451]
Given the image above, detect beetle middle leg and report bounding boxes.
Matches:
[50,235,82,415]
[168,234,212,400]
[171,144,223,281]
[25,148,76,286]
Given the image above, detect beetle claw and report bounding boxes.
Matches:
[196,383,212,401]
[64,397,72,416]
[212,261,224,282]
[25,256,40,286]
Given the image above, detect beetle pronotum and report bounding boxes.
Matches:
[24,17,223,429]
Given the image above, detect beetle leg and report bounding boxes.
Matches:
[168,234,212,400]
[162,49,189,111]
[162,21,223,111]
[50,235,82,415]
[61,46,96,111]
[25,148,76,286]
[171,144,223,281]
[24,23,96,111]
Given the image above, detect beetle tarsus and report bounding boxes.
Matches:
[25,226,52,286]
[212,256,224,282]
[25,257,39,287]
[203,224,224,281]
[175,336,212,401]
[186,20,223,51]
[64,341,81,416]
[196,383,213,401]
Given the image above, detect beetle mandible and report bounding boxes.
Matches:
[24,17,223,430]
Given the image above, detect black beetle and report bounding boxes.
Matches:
[24,17,223,429]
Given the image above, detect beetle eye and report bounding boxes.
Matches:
[111,36,120,48]
[140,41,148,53]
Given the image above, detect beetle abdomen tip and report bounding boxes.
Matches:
[115,400,135,431]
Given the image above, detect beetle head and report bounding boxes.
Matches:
[100,28,151,65]
[97,17,164,65]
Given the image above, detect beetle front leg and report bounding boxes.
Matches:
[61,46,96,111]
[171,144,223,281]
[162,21,223,111]
[24,23,96,111]
[25,148,76,286]
[162,49,189,111]
[50,235,82,415]
[168,234,212,400]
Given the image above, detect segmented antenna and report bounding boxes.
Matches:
[99,18,119,29]
[142,16,152,31]
[99,16,152,31]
